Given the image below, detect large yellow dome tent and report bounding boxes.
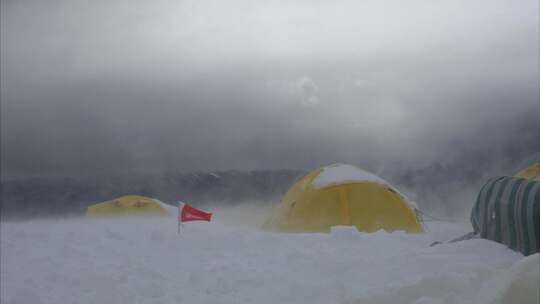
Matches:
[86,195,170,217]
[262,164,423,233]
[514,162,540,181]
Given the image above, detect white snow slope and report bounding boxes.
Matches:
[1,213,537,304]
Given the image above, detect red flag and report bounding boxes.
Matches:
[179,203,212,222]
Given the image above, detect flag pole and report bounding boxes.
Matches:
[177,201,182,235]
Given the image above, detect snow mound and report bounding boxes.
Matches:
[475,253,539,304]
[0,217,527,304]
[348,241,537,304]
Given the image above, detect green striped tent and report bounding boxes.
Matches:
[471,176,540,256]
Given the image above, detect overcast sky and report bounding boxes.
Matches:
[1,0,538,178]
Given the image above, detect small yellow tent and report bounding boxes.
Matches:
[514,162,540,181]
[86,195,169,217]
[262,164,423,233]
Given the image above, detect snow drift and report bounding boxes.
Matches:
[0,214,534,304]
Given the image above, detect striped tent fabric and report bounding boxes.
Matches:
[471,176,540,256]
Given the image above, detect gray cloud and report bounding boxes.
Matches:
[1,0,538,178]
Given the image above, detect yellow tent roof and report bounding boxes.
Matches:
[86,195,169,217]
[514,163,540,181]
[262,164,423,233]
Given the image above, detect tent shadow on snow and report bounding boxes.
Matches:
[262,163,424,233]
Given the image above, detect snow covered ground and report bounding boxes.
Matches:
[1,210,538,304]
